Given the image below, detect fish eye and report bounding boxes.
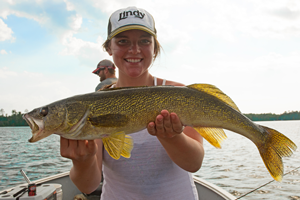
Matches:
[40,107,48,117]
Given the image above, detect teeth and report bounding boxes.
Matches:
[126,59,141,63]
[32,120,40,133]
[24,115,44,133]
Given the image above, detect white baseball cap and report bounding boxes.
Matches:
[107,6,156,40]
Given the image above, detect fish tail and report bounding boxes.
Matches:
[257,125,297,181]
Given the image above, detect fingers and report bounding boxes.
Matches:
[60,136,69,148]
[69,139,79,149]
[60,137,97,161]
[148,122,156,135]
[170,112,184,134]
[147,110,183,138]
[60,137,70,157]
[86,140,97,154]
[160,110,172,133]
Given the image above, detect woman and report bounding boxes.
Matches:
[61,6,204,200]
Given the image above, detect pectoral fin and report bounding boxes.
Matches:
[193,127,227,148]
[88,114,129,127]
[121,135,133,158]
[102,132,133,160]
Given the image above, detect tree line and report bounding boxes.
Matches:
[0,109,28,126]
[0,109,299,127]
[244,111,300,121]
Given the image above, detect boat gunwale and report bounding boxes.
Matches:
[1,172,236,200]
[193,176,236,200]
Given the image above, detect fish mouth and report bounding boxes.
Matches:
[23,114,45,142]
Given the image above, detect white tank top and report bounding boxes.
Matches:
[101,77,198,200]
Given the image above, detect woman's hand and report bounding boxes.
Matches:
[147,110,184,139]
[147,109,204,172]
[60,138,103,194]
[60,138,98,163]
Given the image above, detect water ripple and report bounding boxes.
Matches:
[0,127,72,190]
[1,121,300,199]
[194,120,300,199]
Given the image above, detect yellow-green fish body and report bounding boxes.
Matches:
[23,84,297,181]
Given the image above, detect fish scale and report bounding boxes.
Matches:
[23,84,297,181]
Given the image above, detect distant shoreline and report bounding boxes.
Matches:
[0,111,299,126]
[244,111,300,121]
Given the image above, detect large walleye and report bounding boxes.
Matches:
[23,84,296,181]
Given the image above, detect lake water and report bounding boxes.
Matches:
[195,120,300,200]
[0,120,299,199]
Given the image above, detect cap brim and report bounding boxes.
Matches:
[108,25,156,40]
[92,68,100,74]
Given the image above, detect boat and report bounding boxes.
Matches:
[0,171,236,200]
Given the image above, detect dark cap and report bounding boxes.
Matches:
[92,59,115,74]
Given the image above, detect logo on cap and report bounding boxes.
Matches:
[118,10,145,21]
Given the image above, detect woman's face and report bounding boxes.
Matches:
[107,29,155,78]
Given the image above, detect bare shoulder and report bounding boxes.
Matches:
[156,77,185,86]
[166,80,185,86]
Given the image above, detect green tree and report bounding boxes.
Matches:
[0,109,4,116]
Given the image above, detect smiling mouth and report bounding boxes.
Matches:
[125,58,143,63]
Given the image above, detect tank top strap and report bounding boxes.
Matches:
[111,78,166,87]
[153,76,166,86]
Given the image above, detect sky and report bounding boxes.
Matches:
[0,0,299,115]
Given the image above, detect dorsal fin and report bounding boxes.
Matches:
[187,84,240,112]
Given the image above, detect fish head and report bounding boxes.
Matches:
[23,102,67,142]
[24,99,90,142]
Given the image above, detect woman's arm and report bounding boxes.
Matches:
[60,138,103,194]
[147,110,204,172]
[147,79,204,172]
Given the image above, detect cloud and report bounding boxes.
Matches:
[1,0,299,115]
[0,0,115,73]
[149,0,300,41]
[0,49,8,54]
[182,50,300,113]
[0,67,17,78]
[89,0,138,14]
[0,2,47,24]
[68,13,82,30]
[0,67,78,113]
[0,1,105,63]
[63,0,75,11]
[0,18,14,41]
[0,1,79,36]
[232,0,300,39]
[59,31,109,67]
